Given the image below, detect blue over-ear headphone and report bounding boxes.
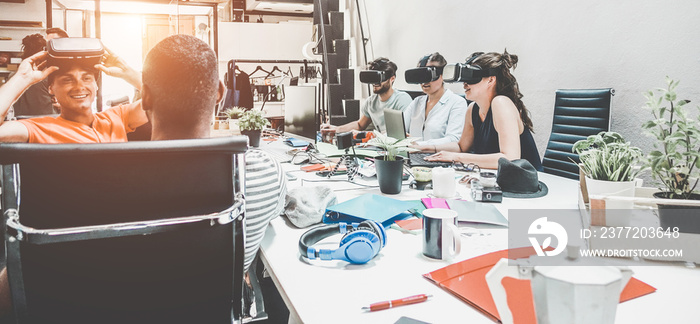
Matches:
[298,221,387,264]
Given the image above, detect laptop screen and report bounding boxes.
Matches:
[383,109,406,140]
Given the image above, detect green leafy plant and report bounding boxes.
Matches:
[238,110,270,131]
[641,77,700,199]
[366,131,417,161]
[573,131,643,182]
[222,107,244,119]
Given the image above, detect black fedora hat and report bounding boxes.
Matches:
[496,158,548,198]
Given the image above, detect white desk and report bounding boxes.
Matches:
[258,139,700,324]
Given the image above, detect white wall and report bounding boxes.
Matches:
[217,21,314,82]
[0,0,46,43]
[362,0,700,160]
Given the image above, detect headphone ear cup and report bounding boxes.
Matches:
[338,221,385,264]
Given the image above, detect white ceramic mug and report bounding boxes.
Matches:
[432,167,456,198]
[422,208,462,260]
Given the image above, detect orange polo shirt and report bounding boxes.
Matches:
[17,104,136,144]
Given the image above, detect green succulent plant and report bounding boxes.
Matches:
[366,131,417,161]
[641,77,700,199]
[573,131,643,182]
[222,107,245,119]
[238,110,270,131]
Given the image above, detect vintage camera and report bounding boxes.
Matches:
[335,131,374,150]
[471,182,503,203]
[335,131,355,150]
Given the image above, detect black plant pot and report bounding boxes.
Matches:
[241,129,262,147]
[375,156,405,194]
[654,192,700,234]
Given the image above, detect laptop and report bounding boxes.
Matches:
[383,108,407,140]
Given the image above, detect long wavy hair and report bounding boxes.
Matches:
[470,49,533,132]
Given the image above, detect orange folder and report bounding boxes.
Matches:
[423,247,656,323]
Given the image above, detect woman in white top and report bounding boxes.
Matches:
[403,52,467,147]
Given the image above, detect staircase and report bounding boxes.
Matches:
[313,0,360,126]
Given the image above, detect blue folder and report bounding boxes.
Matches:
[323,194,421,228]
[284,137,310,147]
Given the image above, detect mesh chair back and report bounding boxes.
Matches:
[0,136,248,324]
[542,88,613,179]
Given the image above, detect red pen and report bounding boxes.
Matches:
[361,294,432,312]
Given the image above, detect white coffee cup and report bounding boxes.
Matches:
[422,208,462,260]
[432,167,456,198]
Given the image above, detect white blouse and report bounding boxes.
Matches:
[403,88,467,145]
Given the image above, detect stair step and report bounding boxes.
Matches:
[313,24,335,55]
[338,68,354,90]
[329,12,344,40]
[343,99,360,122]
[329,84,353,116]
[327,0,339,12]
[313,0,339,24]
[326,53,339,84]
[334,40,349,69]
[329,99,360,125]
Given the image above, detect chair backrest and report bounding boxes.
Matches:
[401,90,424,100]
[0,137,249,324]
[542,88,613,179]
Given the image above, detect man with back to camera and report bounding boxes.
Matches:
[0,35,286,319]
[320,57,412,135]
[140,34,287,277]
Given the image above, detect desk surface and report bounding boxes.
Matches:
[258,138,700,324]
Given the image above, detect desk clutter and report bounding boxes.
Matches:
[423,247,657,324]
[260,134,681,322]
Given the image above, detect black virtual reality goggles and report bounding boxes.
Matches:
[359,70,392,84]
[47,37,105,68]
[404,66,444,84]
[442,63,499,84]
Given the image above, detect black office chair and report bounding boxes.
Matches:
[402,90,425,100]
[542,88,613,179]
[0,137,248,324]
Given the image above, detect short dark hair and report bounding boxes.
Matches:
[142,34,219,130]
[46,27,69,38]
[418,52,446,68]
[368,57,397,79]
[21,33,45,59]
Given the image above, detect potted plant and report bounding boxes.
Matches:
[222,107,245,134]
[367,131,417,194]
[573,131,643,209]
[641,77,700,232]
[238,109,270,147]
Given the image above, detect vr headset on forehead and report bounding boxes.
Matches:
[47,37,105,68]
[442,53,498,84]
[359,70,393,84]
